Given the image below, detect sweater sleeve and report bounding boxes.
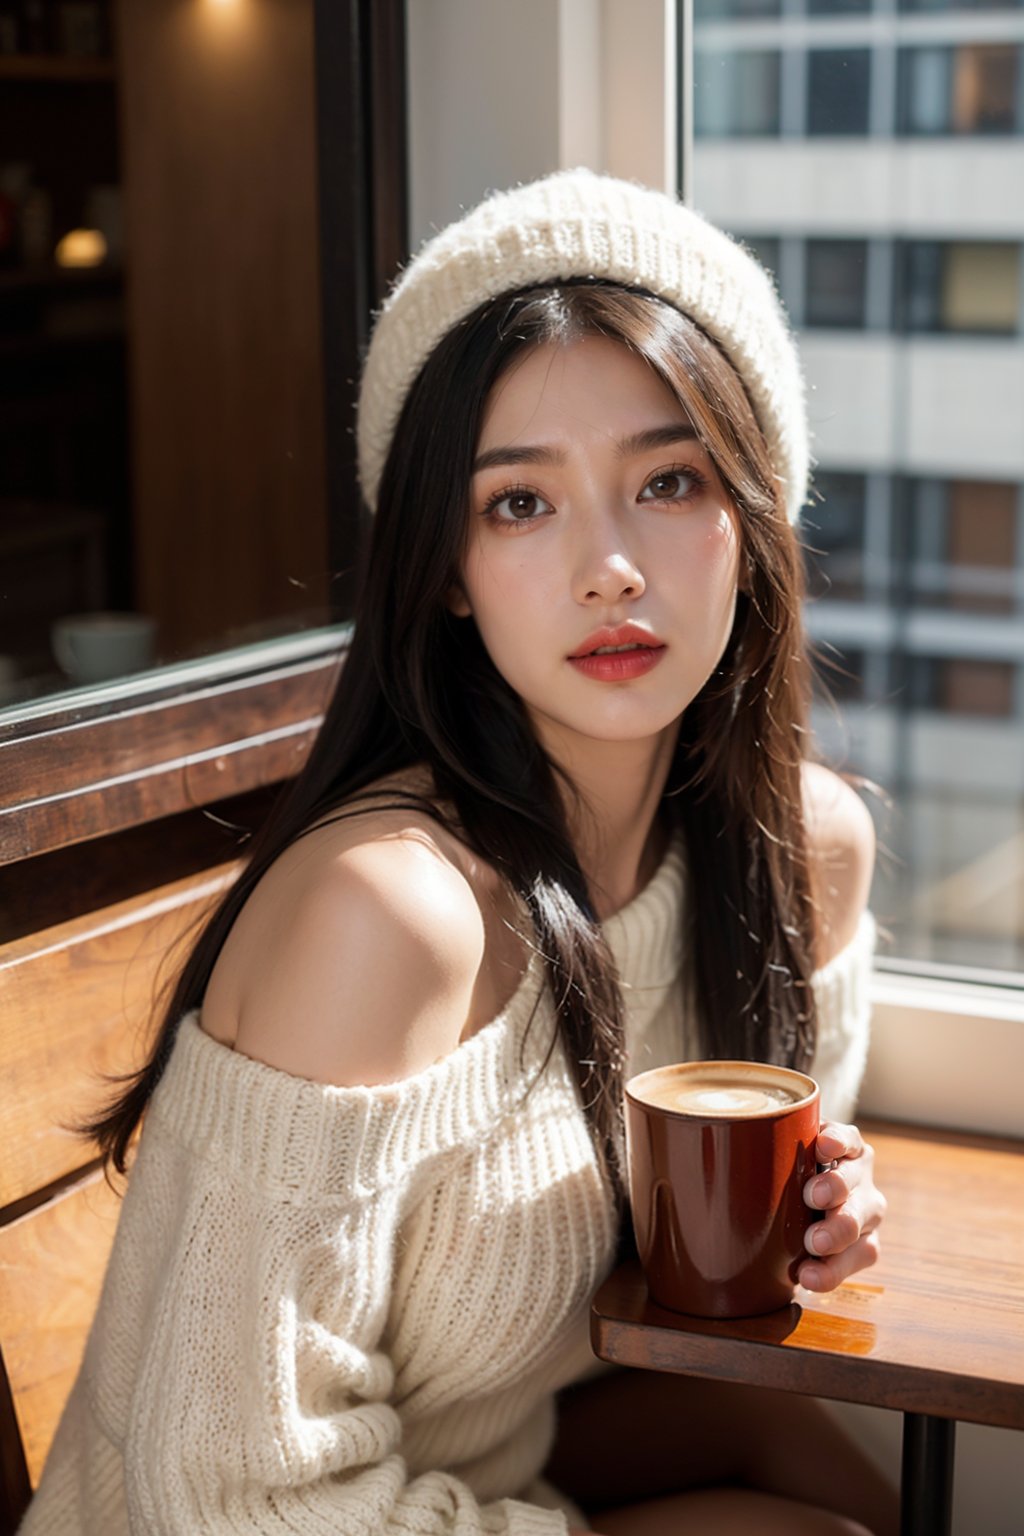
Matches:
[809,908,877,1125]
[99,1018,569,1536]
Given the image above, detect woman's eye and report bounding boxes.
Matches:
[484,488,553,524]
[639,468,705,502]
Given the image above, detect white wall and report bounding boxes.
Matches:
[406,0,674,251]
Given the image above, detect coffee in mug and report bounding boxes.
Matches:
[625,1060,820,1318]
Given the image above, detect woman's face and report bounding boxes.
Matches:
[454,334,744,762]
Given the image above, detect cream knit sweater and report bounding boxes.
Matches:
[22,838,876,1536]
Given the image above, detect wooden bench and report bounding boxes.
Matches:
[0,854,241,1530]
[0,633,340,1535]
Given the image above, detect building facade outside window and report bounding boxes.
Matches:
[691,0,1024,972]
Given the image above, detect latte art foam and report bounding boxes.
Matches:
[668,1084,801,1117]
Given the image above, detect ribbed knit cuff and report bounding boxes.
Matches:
[484,1500,570,1535]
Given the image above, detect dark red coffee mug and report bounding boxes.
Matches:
[625,1060,820,1318]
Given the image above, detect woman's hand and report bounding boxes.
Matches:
[798,1122,886,1292]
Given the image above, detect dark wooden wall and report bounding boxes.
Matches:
[116,0,329,657]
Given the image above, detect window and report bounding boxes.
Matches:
[900,45,1021,134]
[805,240,869,328]
[808,0,872,13]
[804,472,868,600]
[695,0,781,15]
[807,50,872,136]
[898,241,1021,334]
[816,646,870,703]
[909,478,1019,613]
[901,0,1023,13]
[694,50,781,137]
[911,656,1017,717]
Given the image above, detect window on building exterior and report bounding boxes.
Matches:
[808,0,872,14]
[900,44,1021,133]
[804,472,868,601]
[805,240,869,328]
[899,242,1021,333]
[911,657,1017,717]
[909,479,1019,613]
[694,50,781,136]
[695,0,781,16]
[807,50,872,135]
[901,0,1023,12]
[816,645,870,704]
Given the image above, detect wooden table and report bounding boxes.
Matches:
[591,1122,1024,1536]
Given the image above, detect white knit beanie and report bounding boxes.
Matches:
[357,168,809,525]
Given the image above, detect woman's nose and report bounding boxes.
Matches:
[573,531,646,605]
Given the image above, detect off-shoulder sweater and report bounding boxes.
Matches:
[21,837,876,1536]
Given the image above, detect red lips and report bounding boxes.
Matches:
[567,623,666,682]
[568,623,664,659]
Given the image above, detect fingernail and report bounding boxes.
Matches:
[811,1226,831,1254]
[812,1178,830,1207]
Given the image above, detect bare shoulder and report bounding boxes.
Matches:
[800,760,876,967]
[201,802,490,1088]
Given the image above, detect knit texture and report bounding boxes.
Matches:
[357,169,809,524]
[21,839,875,1536]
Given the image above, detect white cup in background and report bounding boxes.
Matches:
[51,612,157,685]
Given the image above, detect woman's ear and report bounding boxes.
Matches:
[445,580,473,618]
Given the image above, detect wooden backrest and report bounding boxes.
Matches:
[0,861,239,1528]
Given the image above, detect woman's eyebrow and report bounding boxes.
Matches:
[473,423,699,474]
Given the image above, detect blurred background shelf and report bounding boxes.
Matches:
[0,55,115,83]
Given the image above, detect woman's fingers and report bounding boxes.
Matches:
[798,1230,881,1293]
[804,1128,877,1210]
[805,1180,887,1256]
[816,1120,864,1165]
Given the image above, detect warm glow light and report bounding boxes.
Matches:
[55,229,108,268]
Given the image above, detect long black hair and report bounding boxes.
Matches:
[85,281,822,1197]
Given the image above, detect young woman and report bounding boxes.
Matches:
[23,171,894,1536]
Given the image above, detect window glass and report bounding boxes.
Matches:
[902,47,953,133]
[900,242,1021,333]
[901,0,1022,10]
[690,0,1024,971]
[807,50,872,135]
[808,0,872,13]
[911,657,1017,717]
[805,240,869,328]
[695,0,781,16]
[910,479,1019,612]
[900,45,1021,133]
[804,472,868,601]
[694,51,781,136]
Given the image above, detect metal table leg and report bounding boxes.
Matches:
[900,1413,956,1536]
